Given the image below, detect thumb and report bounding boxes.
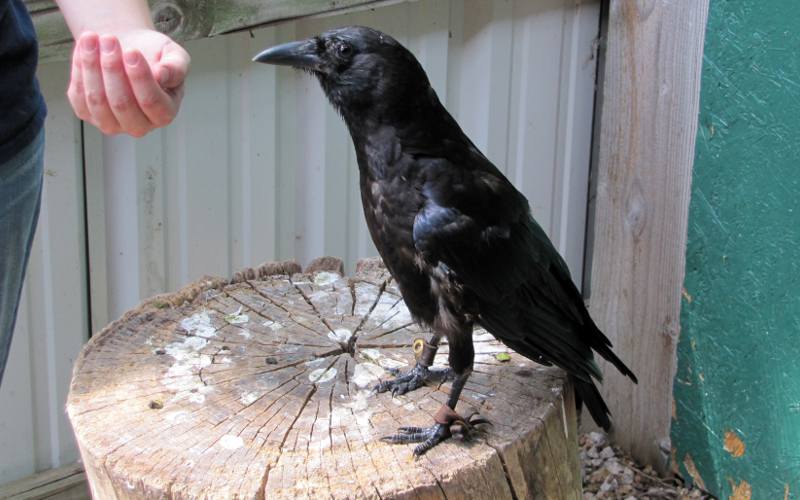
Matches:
[156,41,190,89]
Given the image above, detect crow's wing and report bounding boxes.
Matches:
[412,162,636,386]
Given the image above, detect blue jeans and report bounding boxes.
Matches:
[0,128,44,386]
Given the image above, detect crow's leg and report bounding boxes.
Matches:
[374,335,452,396]
[381,326,487,455]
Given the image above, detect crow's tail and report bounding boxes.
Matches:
[571,375,611,431]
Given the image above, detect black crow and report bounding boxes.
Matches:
[254,26,637,455]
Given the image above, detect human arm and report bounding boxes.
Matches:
[55,0,190,137]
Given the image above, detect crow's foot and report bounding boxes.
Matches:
[374,363,452,396]
[380,405,490,456]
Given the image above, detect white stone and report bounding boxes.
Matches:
[600,446,615,459]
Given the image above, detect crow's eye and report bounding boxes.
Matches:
[336,43,352,58]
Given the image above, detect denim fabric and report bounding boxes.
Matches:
[0,128,44,386]
[0,0,47,163]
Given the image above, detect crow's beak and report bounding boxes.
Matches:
[252,39,322,70]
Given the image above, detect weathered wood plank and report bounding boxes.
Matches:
[26,0,394,63]
[66,258,581,499]
[0,462,89,500]
[584,0,709,473]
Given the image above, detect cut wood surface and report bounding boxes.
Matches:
[66,257,580,499]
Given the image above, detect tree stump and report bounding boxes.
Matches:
[67,257,581,499]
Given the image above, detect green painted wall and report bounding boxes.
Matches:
[673,1,800,497]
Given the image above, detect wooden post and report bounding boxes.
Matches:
[585,0,709,473]
[67,258,581,499]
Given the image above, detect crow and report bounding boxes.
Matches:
[254,26,637,455]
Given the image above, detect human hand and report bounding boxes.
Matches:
[67,30,190,137]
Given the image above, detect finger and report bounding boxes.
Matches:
[80,32,121,134]
[124,49,177,127]
[99,35,153,137]
[66,43,90,121]
[155,41,191,89]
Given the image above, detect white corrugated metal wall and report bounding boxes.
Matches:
[0,0,600,485]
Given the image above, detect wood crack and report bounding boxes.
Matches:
[485,442,520,500]
[291,277,338,336]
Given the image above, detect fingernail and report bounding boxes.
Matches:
[124,51,139,66]
[82,35,97,52]
[100,37,115,54]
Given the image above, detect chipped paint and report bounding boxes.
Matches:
[728,479,752,500]
[723,431,746,458]
[682,453,707,492]
[219,434,244,450]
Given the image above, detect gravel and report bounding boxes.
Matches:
[580,432,713,499]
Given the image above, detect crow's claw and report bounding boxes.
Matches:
[374,363,452,396]
[380,422,451,455]
[450,411,492,438]
[380,406,491,456]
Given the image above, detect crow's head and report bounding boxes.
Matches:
[254,26,433,122]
